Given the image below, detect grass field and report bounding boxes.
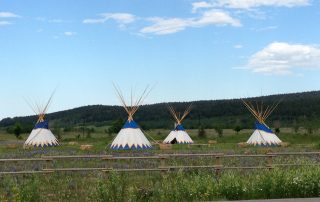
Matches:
[1,127,319,156]
[1,128,320,201]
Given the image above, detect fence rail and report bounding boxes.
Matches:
[1,152,320,175]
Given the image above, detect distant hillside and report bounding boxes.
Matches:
[1,91,320,130]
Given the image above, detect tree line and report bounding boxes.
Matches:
[1,91,320,131]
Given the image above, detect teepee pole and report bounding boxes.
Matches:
[264,99,283,120]
[242,100,260,122]
[113,83,154,122]
[131,85,154,117]
[113,83,131,116]
[180,104,192,123]
[24,97,38,115]
[168,105,180,124]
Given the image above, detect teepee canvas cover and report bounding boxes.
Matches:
[242,98,282,146]
[24,93,59,148]
[163,104,193,144]
[110,85,152,150]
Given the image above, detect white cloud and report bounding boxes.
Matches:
[0,21,11,26]
[206,0,310,9]
[195,10,241,26]
[140,10,241,35]
[102,13,135,24]
[35,17,46,22]
[49,19,68,23]
[254,25,278,32]
[247,42,320,75]
[35,18,72,23]
[0,12,20,18]
[192,1,214,13]
[83,18,105,24]
[140,17,190,35]
[83,13,135,25]
[64,31,76,36]
[0,12,19,26]
[234,44,243,49]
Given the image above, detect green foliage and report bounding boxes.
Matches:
[214,126,223,138]
[107,118,124,135]
[233,125,242,134]
[86,127,94,139]
[63,127,73,132]
[6,122,32,137]
[1,166,320,201]
[306,125,316,135]
[293,120,300,134]
[2,91,320,130]
[93,168,320,201]
[13,123,22,139]
[52,124,62,140]
[0,176,40,202]
[198,125,206,138]
[94,173,128,202]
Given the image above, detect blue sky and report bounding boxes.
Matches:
[1,0,320,118]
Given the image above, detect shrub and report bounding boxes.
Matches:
[214,126,223,138]
[234,125,242,134]
[13,123,22,139]
[198,125,206,138]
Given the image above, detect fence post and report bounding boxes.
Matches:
[104,155,113,171]
[267,153,273,170]
[159,155,167,173]
[45,159,51,170]
[215,154,222,176]
[42,156,53,171]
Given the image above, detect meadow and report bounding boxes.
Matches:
[1,127,320,201]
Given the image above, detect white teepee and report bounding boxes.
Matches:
[163,104,193,144]
[24,92,59,148]
[110,85,152,150]
[242,98,282,146]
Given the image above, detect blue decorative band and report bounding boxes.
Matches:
[175,124,185,131]
[255,122,273,133]
[35,121,49,129]
[122,120,139,129]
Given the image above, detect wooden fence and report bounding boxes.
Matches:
[0,152,320,175]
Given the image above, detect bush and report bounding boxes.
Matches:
[107,119,124,135]
[13,123,22,139]
[234,125,242,134]
[214,126,223,138]
[198,125,206,138]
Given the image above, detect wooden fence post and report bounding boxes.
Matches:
[159,155,167,173]
[215,154,222,176]
[41,156,53,171]
[267,153,273,170]
[104,156,113,171]
[45,159,51,170]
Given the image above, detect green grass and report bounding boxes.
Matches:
[1,168,320,201]
[1,128,320,201]
[1,127,320,157]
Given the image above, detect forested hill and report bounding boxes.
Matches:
[1,91,320,130]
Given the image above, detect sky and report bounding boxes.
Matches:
[1,0,320,119]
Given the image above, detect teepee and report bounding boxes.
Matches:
[163,104,193,144]
[242,98,282,146]
[24,92,59,148]
[110,85,153,150]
